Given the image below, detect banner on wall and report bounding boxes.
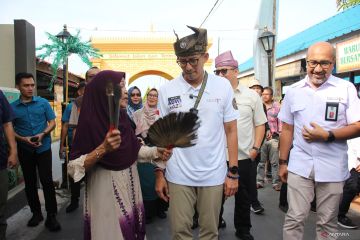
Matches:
[336,37,360,73]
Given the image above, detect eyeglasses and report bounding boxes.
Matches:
[176,58,200,67]
[147,94,158,98]
[131,93,141,97]
[306,60,333,69]
[214,68,235,75]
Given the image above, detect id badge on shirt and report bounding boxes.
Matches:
[325,102,339,122]
[168,96,182,110]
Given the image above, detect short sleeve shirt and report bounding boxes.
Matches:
[234,85,267,160]
[0,90,15,170]
[62,102,74,146]
[69,104,80,127]
[278,75,360,182]
[158,73,239,186]
[11,96,56,153]
[266,101,282,134]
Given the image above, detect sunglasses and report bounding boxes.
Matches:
[214,68,235,75]
[131,93,141,97]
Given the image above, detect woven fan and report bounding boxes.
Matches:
[148,111,200,149]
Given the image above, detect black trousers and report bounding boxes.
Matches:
[249,155,261,206]
[338,168,360,217]
[279,183,288,206]
[18,147,57,214]
[67,146,81,202]
[69,177,81,202]
[219,159,252,232]
[144,198,168,219]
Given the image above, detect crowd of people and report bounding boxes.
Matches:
[0,25,359,240]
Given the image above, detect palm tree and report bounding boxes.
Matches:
[37,25,101,89]
[336,0,360,10]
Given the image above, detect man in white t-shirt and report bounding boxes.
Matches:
[155,26,239,240]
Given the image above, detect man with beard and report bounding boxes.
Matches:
[155,26,239,240]
[278,42,360,239]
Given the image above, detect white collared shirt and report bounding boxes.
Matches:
[234,84,267,160]
[158,73,239,186]
[278,75,360,182]
[347,137,360,171]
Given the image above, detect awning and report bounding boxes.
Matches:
[275,60,302,79]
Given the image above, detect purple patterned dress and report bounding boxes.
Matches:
[84,163,146,240]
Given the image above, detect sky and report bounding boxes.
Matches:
[0,0,339,92]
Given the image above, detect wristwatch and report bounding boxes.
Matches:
[228,166,239,175]
[252,146,260,153]
[326,131,335,142]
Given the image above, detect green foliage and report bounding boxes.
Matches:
[336,0,360,10]
[36,30,101,90]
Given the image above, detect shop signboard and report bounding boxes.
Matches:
[336,37,360,73]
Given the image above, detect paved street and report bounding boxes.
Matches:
[6,181,360,240]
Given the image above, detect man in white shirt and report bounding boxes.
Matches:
[155,26,239,240]
[278,41,360,239]
[215,51,266,240]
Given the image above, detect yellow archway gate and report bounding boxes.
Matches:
[90,34,213,84]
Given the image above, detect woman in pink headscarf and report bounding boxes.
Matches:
[132,88,167,223]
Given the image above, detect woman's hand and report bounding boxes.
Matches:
[157,148,173,161]
[102,130,121,153]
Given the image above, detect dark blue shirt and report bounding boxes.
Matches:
[11,96,56,153]
[61,102,74,146]
[0,90,15,170]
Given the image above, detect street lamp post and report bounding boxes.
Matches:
[56,24,71,189]
[259,28,276,87]
[56,24,71,104]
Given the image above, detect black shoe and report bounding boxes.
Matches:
[66,201,79,213]
[191,217,199,229]
[157,211,167,219]
[27,213,44,227]
[45,214,61,232]
[235,230,254,240]
[279,204,289,213]
[250,204,264,214]
[337,216,358,229]
[218,218,226,229]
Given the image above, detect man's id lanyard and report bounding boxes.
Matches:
[190,71,208,115]
[325,102,339,122]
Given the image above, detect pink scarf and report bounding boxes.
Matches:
[133,103,159,137]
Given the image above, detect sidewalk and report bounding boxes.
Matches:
[6,140,360,239]
[6,184,359,240]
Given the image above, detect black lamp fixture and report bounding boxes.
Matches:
[259,27,276,87]
[56,24,71,42]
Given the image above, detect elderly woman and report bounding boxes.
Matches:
[127,86,143,120]
[133,88,167,223]
[68,71,171,240]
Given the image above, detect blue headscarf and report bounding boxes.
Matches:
[127,86,143,119]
